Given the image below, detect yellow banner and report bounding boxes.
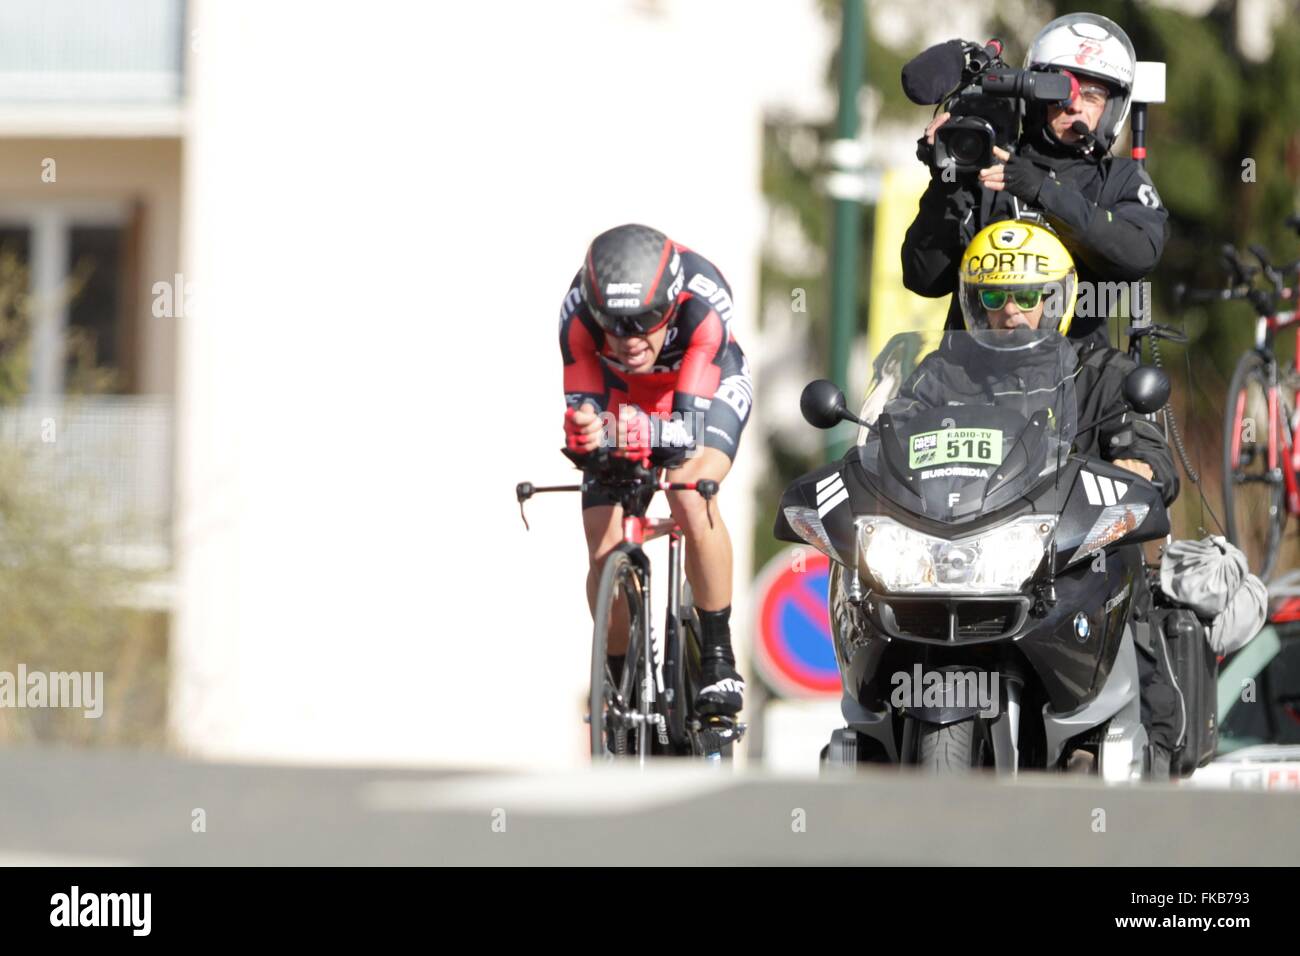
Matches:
[868,166,949,357]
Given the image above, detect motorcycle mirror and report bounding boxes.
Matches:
[1122,366,1170,415]
[800,379,863,429]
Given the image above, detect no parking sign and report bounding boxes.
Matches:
[752,546,841,698]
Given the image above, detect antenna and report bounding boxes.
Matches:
[1129,61,1166,168]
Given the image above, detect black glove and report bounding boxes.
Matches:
[1002,152,1048,203]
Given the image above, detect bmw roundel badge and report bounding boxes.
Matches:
[1073,612,1090,643]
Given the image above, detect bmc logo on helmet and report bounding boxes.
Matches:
[606,282,642,295]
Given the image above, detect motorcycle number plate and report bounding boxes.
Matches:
[908,427,1003,469]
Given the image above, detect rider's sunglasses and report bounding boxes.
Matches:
[980,288,1043,311]
[590,305,670,339]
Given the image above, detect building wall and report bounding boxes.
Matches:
[173,0,831,767]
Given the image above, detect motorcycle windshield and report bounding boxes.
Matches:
[854,329,1078,523]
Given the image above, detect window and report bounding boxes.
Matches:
[0,201,131,397]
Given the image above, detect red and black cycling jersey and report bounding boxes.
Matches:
[558,243,751,457]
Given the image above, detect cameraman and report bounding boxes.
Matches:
[902,13,1168,349]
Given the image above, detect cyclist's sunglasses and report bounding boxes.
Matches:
[590,305,670,338]
[979,288,1043,311]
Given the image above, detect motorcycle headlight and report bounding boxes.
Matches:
[859,515,1055,594]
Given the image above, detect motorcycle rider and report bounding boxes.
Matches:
[903,12,1168,349]
[889,220,1179,504]
[559,223,749,717]
[888,219,1182,774]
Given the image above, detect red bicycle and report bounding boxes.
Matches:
[1182,228,1300,579]
[516,451,744,763]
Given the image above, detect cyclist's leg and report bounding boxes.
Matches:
[664,447,733,611]
[663,354,751,716]
[664,349,750,613]
[665,448,743,715]
[582,499,630,655]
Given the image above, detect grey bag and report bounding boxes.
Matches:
[1159,535,1267,655]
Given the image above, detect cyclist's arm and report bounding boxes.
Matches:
[667,308,728,452]
[559,301,609,413]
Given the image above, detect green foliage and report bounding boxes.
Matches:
[0,237,162,745]
[0,445,168,745]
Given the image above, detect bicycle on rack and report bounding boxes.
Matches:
[1177,221,1300,580]
[516,450,745,764]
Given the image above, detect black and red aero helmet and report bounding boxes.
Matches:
[580,223,683,337]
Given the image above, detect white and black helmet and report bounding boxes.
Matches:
[1024,12,1136,153]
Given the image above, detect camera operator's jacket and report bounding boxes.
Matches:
[902,140,1168,348]
[885,337,1180,506]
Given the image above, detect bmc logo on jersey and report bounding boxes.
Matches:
[686,273,735,325]
[606,282,642,296]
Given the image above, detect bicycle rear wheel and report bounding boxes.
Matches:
[590,550,645,759]
[1223,351,1289,579]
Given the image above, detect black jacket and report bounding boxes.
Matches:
[883,335,1179,506]
[1073,340,1179,506]
[901,137,1169,348]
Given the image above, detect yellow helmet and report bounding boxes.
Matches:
[959,220,1077,336]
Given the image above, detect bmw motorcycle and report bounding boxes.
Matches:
[775,330,1174,780]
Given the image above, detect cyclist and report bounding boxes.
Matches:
[559,224,750,717]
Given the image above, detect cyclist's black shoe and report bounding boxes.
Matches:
[695,654,745,716]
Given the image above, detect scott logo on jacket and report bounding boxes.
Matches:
[50,886,151,936]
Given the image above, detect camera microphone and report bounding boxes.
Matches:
[901,39,967,105]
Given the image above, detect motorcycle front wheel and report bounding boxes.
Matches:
[910,718,987,773]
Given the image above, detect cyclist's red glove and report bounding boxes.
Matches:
[613,405,653,466]
[564,405,600,455]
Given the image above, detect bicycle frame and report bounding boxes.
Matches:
[516,457,740,762]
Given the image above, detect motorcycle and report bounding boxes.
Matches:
[774,329,1178,780]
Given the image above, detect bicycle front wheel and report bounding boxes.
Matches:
[1223,351,1288,579]
[590,550,645,759]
